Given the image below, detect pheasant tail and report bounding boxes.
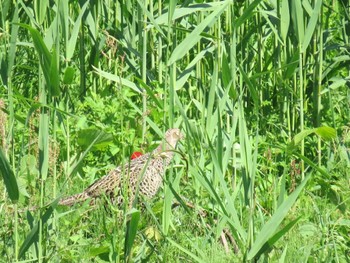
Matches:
[58,192,90,206]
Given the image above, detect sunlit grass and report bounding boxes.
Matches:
[0,0,349,262]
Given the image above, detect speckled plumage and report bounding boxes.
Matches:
[58,128,183,207]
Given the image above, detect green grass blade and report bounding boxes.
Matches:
[247,174,311,260]
[280,0,290,42]
[17,23,51,75]
[168,0,230,65]
[208,146,246,240]
[205,64,218,137]
[49,47,59,96]
[150,2,225,28]
[254,217,301,259]
[136,0,165,38]
[236,63,259,107]
[76,128,113,150]
[175,46,215,90]
[38,108,49,181]
[168,0,177,23]
[234,0,263,28]
[7,3,19,81]
[287,126,336,153]
[18,200,58,259]
[166,237,205,263]
[92,66,142,93]
[314,126,336,140]
[134,77,163,109]
[17,23,60,97]
[279,244,288,263]
[68,130,104,177]
[291,0,304,44]
[34,0,48,25]
[66,1,88,60]
[0,148,19,202]
[302,0,323,53]
[125,208,141,261]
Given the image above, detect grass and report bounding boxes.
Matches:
[1,0,350,262]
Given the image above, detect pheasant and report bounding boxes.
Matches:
[58,128,183,208]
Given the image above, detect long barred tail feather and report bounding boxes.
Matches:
[58,191,91,206]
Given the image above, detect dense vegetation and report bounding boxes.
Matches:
[1,0,349,262]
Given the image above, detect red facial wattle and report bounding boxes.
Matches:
[131,151,143,160]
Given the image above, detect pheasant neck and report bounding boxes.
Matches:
[155,139,177,153]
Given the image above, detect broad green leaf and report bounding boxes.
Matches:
[289,129,315,150]
[89,246,110,260]
[321,56,350,82]
[287,126,336,152]
[247,174,311,260]
[18,23,60,97]
[284,51,300,79]
[63,66,75,85]
[43,14,57,50]
[321,76,349,94]
[333,219,350,227]
[302,0,313,15]
[84,11,97,41]
[162,167,175,235]
[0,148,19,202]
[216,108,223,170]
[277,173,287,207]
[314,126,336,141]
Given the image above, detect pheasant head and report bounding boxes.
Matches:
[156,128,183,153]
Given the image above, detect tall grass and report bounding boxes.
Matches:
[0,0,349,262]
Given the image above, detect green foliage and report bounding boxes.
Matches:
[0,148,19,202]
[0,0,349,262]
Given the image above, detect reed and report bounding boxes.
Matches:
[0,0,348,262]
